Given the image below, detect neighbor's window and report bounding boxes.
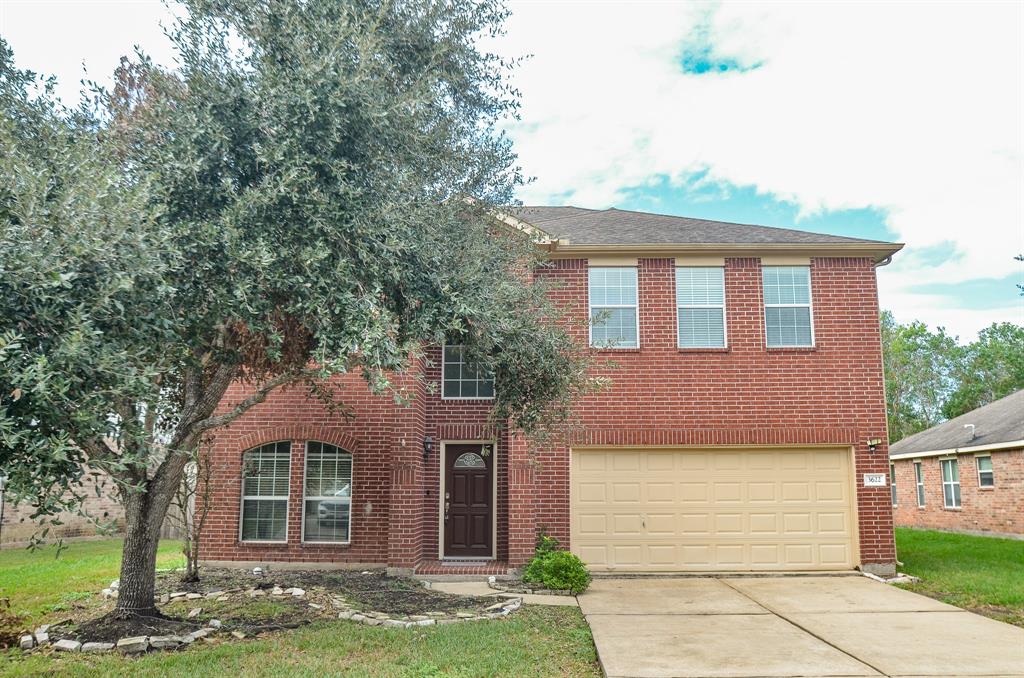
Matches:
[890,462,897,506]
[976,456,994,487]
[763,266,814,347]
[303,442,353,543]
[589,267,639,348]
[914,461,925,506]
[241,441,291,542]
[676,267,726,348]
[940,458,961,509]
[442,345,494,399]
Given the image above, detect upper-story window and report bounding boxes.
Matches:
[442,345,494,399]
[676,267,726,348]
[763,266,814,347]
[589,267,639,348]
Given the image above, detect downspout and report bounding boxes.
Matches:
[874,255,893,268]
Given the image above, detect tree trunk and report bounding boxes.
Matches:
[115,490,163,617]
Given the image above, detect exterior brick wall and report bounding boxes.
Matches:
[892,448,1023,536]
[199,253,896,573]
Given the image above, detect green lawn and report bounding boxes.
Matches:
[0,538,599,678]
[895,527,1024,626]
[0,538,185,625]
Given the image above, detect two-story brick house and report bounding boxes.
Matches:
[198,206,902,577]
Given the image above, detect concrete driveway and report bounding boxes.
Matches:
[580,576,1024,678]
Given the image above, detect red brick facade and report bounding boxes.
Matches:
[892,449,1023,537]
[199,254,897,574]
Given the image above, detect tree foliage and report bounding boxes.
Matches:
[942,323,1024,420]
[880,311,1024,442]
[0,0,596,616]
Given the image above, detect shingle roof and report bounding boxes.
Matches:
[889,390,1024,457]
[511,206,894,246]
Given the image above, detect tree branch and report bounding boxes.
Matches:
[189,369,308,436]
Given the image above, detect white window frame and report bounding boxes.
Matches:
[975,455,994,488]
[588,266,640,349]
[301,441,353,545]
[239,441,291,544]
[441,344,495,401]
[762,265,816,348]
[675,266,727,349]
[940,458,961,509]
[890,462,897,506]
[914,461,925,507]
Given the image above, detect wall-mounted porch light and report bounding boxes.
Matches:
[423,436,434,461]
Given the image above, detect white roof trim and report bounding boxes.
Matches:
[890,439,1024,461]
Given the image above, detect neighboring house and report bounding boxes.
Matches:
[890,389,1023,537]
[198,206,903,576]
[0,468,125,546]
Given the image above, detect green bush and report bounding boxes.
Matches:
[523,549,592,594]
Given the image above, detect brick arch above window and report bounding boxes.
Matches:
[235,426,360,455]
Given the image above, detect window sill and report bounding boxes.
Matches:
[979,486,995,491]
[943,507,962,512]
[678,347,730,353]
[440,397,495,402]
[302,541,351,547]
[239,540,288,546]
[591,347,641,354]
[766,346,817,353]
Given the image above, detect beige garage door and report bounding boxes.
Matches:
[570,448,857,571]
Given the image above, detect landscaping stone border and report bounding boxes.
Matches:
[19,578,522,656]
[486,575,575,596]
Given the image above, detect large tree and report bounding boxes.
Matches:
[943,322,1024,419]
[0,0,594,619]
[879,311,958,442]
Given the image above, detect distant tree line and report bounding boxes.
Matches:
[881,311,1024,442]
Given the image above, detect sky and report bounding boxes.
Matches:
[2,0,1022,340]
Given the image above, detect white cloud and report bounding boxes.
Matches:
[494,1,1024,338]
[2,0,1020,338]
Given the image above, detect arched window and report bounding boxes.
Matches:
[240,441,291,542]
[453,452,486,469]
[303,442,353,543]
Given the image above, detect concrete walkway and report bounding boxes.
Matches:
[427,580,579,606]
[579,576,1024,678]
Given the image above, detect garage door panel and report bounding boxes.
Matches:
[571,448,855,572]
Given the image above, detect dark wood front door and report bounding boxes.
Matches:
[443,444,493,558]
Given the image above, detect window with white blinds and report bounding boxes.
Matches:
[240,441,291,542]
[589,267,639,348]
[676,267,726,348]
[763,266,814,347]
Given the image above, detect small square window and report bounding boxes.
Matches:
[976,456,994,487]
[441,345,495,400]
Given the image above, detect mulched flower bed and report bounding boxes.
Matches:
[161,568,495,617]
[34,567,507,654]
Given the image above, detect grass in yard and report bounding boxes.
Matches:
[895,527,1024,626]
[0,538,599,677]
[0,538,184,625]
[3,607,597,678]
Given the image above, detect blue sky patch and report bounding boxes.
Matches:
[678,11,763,75]
[617,173,898,243]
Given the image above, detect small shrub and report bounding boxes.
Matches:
[523,550,591,594]
[535,531,560,556]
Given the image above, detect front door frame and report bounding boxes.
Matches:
[438,439,497,560]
